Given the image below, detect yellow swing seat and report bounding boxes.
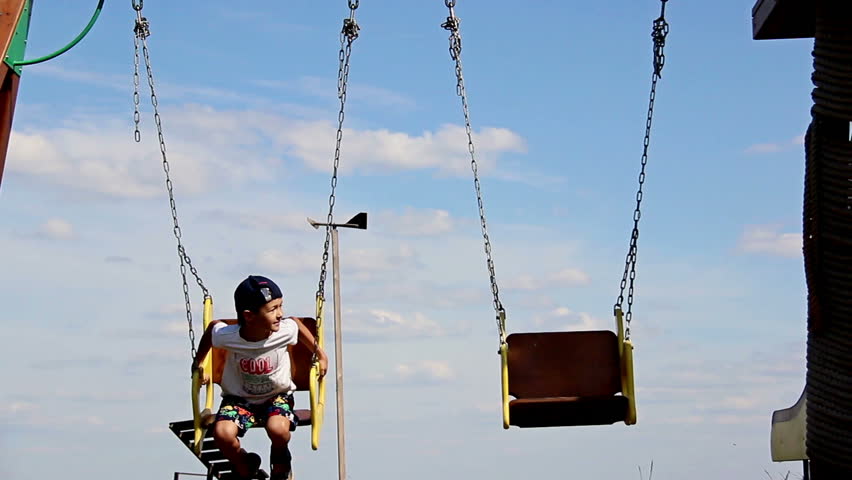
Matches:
[500,310,637,428]
[170,298,326,479]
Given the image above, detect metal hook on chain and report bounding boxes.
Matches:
[652,18,669,76]
[441,3,461,59]
[441,15,460,31]
[652,0,669,76]
[132,0,150,39]
[342,18,360,42]
[340,0,361,42]
[134,17,151,39]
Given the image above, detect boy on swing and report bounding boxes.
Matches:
[192,275,329,480]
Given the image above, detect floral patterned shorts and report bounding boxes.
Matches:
[215,393,297,437]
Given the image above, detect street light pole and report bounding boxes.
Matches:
[307,212,367,480]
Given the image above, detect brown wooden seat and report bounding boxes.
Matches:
[506,330,631,428]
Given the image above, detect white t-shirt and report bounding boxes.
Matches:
[211,318,299,404]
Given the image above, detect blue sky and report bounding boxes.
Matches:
[0,1,815,479]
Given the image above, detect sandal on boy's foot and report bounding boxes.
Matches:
[228,451,263,480]
[244,452,262,478]
[269,446,292,480]
[269,466,292,480]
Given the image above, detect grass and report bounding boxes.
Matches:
[638,461,654,480]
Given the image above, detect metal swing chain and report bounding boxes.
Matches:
[614,0,669,341]
[442,0,506,344]
[132,1,146,143]
[314,0,360,359]
[133,0,210,359]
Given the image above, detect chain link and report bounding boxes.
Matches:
[315,1,360,358]
[653,1,669,77]
[132,12,148,142]
[614,0,669,341]
[442,3,506,344]
[133,4,209,359]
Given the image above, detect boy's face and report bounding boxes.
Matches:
[244,297,284,332]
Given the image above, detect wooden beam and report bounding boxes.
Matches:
[753,0,815,40]
[0,1,26,51]
[0,62,20,188]
[0,0,27,189]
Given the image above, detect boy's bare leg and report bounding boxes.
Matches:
[265,416,292,479]
[213,420,259,478]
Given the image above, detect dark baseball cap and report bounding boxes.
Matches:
[234,275,283,318]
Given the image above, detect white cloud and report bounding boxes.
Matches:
[640,345,807,426]
[8,107,526,198]
[506,274,537,291]
[376,208,455,236]
[253,243,420,280]
[199,208,313,233]
[363,361,455,386]
[745,135,805,154]
[348,280,484,309]
[550,268,591,286]
[161,321,188,335]
[744,143,783,154]
[277,121,526,176]
[353,83,418,109]
[10,402,36,414]
[253,76,417,109]
[344,244,421,280]
[394,361,454,381]
[7,114,262,198]
[104,255,133,264]
[30,64,127,92]
[255,248,318,274]
[737,225,801,258]
[146,303,195,318]
[5,398,108,429]
[531,306,609,331]
[37,218,74,240]
[505,267,591,291]
[343,308,447,342]
[32,64,269,105]
[720,395,761,410]
[655,415,704,425]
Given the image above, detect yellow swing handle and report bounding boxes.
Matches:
[191,297,215,456]
[615,308,637,425]
[497,309,510,429]
[309,296,327,450]
[500,340,510,429]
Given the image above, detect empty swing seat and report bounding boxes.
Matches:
[506,330,632,428]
